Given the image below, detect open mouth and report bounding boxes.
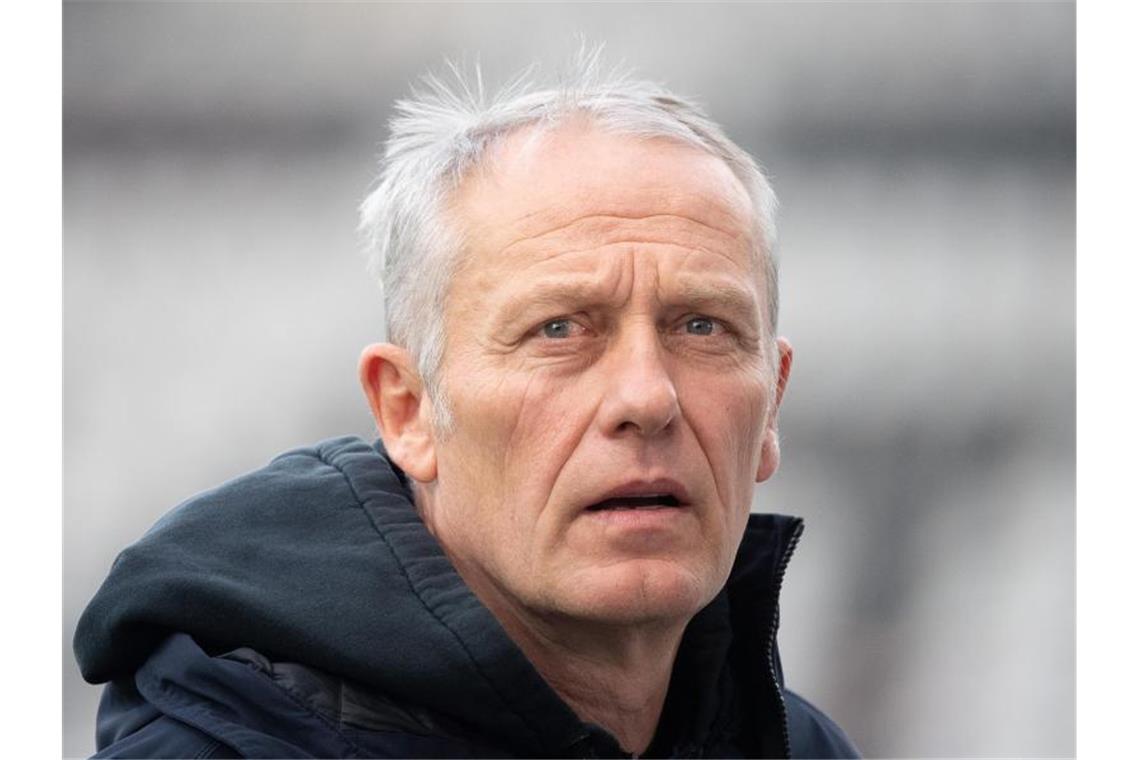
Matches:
[586,494,683,511]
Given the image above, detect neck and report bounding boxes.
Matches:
[484,594,687,755]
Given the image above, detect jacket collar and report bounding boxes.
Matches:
[357,439,806,757]
[346,439,590,755]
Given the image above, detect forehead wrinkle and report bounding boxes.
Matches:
[501,241,751,281]
[505,211,748,251]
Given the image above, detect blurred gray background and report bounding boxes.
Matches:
[63,2,1075,757]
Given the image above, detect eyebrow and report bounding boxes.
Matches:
[492,276,762,331]
[668,278,762,327]
[492,279,613,329]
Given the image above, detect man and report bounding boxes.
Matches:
[75,56,859,758]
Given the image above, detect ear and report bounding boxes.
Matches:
[756,337,793,483]
[358,343,438,483]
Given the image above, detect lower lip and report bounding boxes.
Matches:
[582,506,690,529]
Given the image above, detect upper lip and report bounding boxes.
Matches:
[585,478,692,510]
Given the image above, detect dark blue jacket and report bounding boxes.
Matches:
[74,437,859,758]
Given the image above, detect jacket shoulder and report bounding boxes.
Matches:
[784,688,860,759]
[94,707,240,759]
[93,672,240,759]
[94,633,508,759]
[74,437,393,685]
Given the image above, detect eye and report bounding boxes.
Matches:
[683,316,720,336]
[540,318,577,339]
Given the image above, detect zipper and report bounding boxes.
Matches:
[766,517,805,759]
[566,730,595,758]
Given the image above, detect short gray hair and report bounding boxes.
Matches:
[359,49,780,432]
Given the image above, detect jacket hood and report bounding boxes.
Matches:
[74,436,804,756]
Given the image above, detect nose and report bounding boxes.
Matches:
[596,325,680,439]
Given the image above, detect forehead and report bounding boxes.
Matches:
[450,123,757,269]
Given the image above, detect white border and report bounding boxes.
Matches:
[1076,0,1139,756]
[2,0,63,756]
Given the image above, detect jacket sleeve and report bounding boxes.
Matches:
[784,688,861,759]
[93,717,240,759]
[92,679,240,759]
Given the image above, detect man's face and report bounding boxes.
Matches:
[420,124,789,628]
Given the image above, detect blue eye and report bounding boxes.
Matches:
[685,317,717,336]
[541,319,574,339]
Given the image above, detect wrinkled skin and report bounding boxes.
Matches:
[366,123,792,634]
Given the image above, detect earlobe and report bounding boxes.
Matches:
[756,430,781,484]
[756,337,793,483]
[358,343,438,483]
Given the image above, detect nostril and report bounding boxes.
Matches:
[614,411,677,438]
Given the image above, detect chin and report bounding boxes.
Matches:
[553,558,722,626]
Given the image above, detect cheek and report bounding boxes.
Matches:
[435,366,598,585]
[683,371,769,503]
[505,372,595,467]
[443,366,592,519]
